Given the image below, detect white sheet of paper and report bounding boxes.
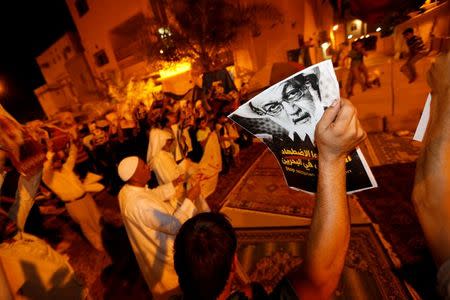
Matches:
[413,94,431,142]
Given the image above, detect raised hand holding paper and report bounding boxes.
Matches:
[229,60,377,193]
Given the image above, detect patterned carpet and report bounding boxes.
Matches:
[359,133,422,167]
[224,150,316,217]
[357,162,438,299]
[207,142,266,211]
[235,225,411,299]
[224,150,366,220]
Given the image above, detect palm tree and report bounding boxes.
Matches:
[161,0,284,73]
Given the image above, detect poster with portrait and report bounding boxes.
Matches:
[228,60,377,193]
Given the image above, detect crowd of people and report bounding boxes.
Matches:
[0,49,449,299]
[0,80,252,298]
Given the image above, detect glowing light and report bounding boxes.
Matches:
[332,24,339,31]
[158,27,165,35]
[0,80,5,96]
[159,49,164,54]
[347,34,353,39]
[365,34,370,38]
[321,42,330,51]
[376,27,382,32]
[159,62,191,79]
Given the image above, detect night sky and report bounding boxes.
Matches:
[0,0,75,122]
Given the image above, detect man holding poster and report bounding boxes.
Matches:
[174,98,368,300]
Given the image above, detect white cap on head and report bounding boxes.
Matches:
[118,156,139,182]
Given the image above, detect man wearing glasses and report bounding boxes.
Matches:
[230,68,325,145]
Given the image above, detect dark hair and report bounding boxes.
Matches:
[402,27,414,35]
[282,72,321,101]
[174,212,237,300]
[196,117,207,127]
[161,111,179,127]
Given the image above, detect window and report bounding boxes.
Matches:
[94,50,109,67]
[41,62,50,68]
[63,46,72,60]
[75,0,89,17]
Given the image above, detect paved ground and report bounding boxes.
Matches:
[335,52,433,132]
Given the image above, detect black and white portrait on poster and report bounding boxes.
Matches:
[229,60,377,193]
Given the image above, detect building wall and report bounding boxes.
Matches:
[65,0,153,80]
[393,1,449,55]
[35,84,76,117]
[36,33,80,84]
[35,32,100,117]
[65,53,99,103]
[234,0,334,73]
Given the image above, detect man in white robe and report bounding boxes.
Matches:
[0,209,86,299]
[194,121,222,199]
[147,128,212,210]
[42,143,104,251]
[146,128,184,186]
[117,156,201,299]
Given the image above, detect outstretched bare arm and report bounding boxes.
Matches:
[288,99,366,300]
[412,52,450,267]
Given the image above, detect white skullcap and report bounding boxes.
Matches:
[118,156,139,182]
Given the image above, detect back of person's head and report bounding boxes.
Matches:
[174,212,237,300]
[162,111,179,127]
[196,117,208,128]
[402,27,414,35]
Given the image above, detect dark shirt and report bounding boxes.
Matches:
[228,278,299,300]
[348,49,364,67]
[170,278,299,300]
[407,35,426,56]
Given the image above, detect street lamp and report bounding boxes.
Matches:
[0,80,5,97]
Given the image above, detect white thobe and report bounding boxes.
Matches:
[193,131,222,199]
[0,233,86,300]
[147,128,186,207]
[152,151,184,186]
[118,183,197,299]
[42,145,104,251]
[146,128,173,165]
